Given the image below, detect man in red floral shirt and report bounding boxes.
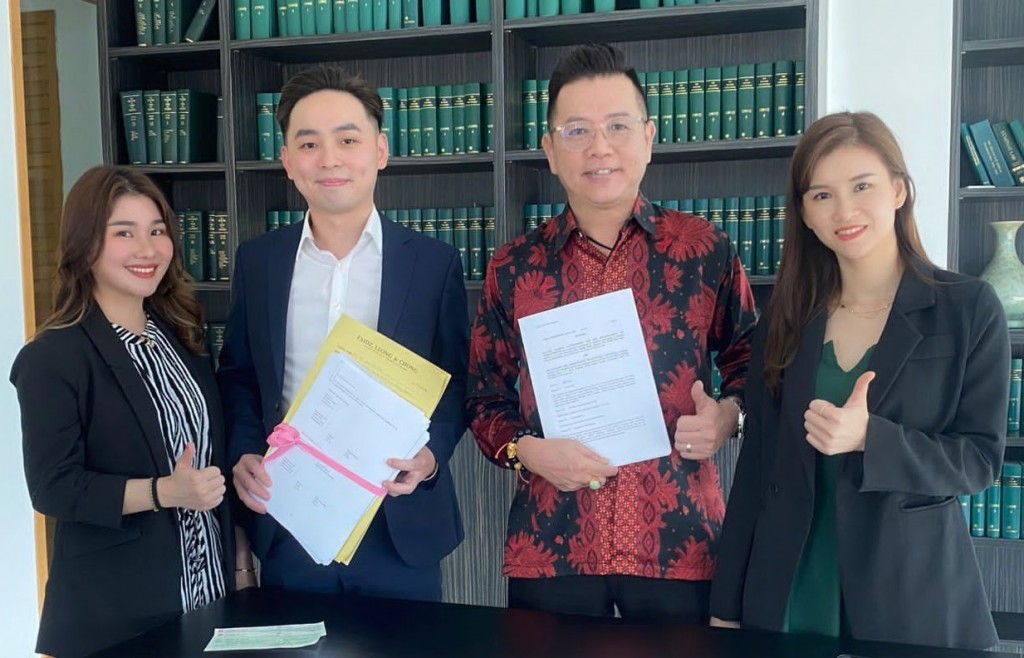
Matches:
[466,44,757,622]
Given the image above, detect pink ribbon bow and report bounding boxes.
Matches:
[264,422,387,497]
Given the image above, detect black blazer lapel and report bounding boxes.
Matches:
[81,306,170,476]
[378,217,417,340]
[783,309,828,491]
[864,270,931,409]
[266,222,304,397]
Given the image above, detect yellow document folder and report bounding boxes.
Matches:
[275,315,451,564]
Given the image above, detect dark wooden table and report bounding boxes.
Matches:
[88,587,1019,657]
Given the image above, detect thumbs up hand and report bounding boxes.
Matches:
[674,381,740,461]
[803,371,875,456]
[159,442,227,512]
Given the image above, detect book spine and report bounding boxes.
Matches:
[372,0,387,29]
[278,0,290,35]
[959,495,971,531]
[287,0,302,34]
[523,80,538,150]
[183,0,218,42]
[737,64,755,139]
[484,206,496,269]
[539,0,557,16]
[207,322,227,365]
[738,196,755,274]
[688,68,704,143]
[721,65,737,140]
[266,210,280,232]
[273,93,284,159]
[437,208,454,246]
[645,71,660,139]
[183,210,206,281]
[160,90,178,164]
[397,88,409,156]
[960,122,993,186]
[214,211,231,281]
[993,121,1024,185]
[673,69,688,143]
[346,0,360,29]
[537,80,549,138]
[708,197,724,232]
[388,0,401,28]
[464,83,482,154]
[300,0,316,33]
[754,62,773,138]
[437,85,453,156]
[506,0,525,18]
[402,0,419,26]
[379,87,396,156]
[153,0,167,44]
[143,90,162,164]
[421,208,438,240]
[772,60,793,137]
[315,0,334,32]
[257,93,276,160]
[421,86,438,156]
[423,0,442,24]
[251,0,273,36]
[136,0,153,46]
[793,60,805,134]
[205,211,218,281]
[235,0,252,38]
[723,197,739,252]
[483,83,494,153]
[1011,120,1024,162]
[408,87,422,157]
[970,493,986,537]
[216,96,224,162]
[468,208,484,280]
[693,198,708,222]
[755,196,771,275]
[969,119,1016,187]
[452,83,466,154]
[451,0,471,23]
[987,477,1002,539]
[1003,462,1022,540]
[475,0,490,21]
[658,71,674,144]
[772,194,786,274]
[1010,358,1022,437]
[704,67,721,141]
[453,208,469,273]
[177,89,192,163]
[333,0,347,31]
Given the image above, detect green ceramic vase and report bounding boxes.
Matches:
[980,220,1024,329]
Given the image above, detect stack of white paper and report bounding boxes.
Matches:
[263,352,430,565]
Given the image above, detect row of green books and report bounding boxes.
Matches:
[256,93,285,161]
[962,462,1023,540]
[523,195,787,275]
[177,210,231,283]
[121,90,223,165]
[506,0,720,18]
[134,0,218,46]
[235,0,490,39]
[381,84,493,157]
[266,210,306,230]
[257,84,495,160]
[1008,358,1024,437]
[522,62,805,149]
[960,118,1024,187]
[381,206,496,280]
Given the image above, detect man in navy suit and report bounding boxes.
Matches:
[219,64,468,601]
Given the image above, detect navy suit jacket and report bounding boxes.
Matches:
[218,217,468,569]
[710,267,1008,650]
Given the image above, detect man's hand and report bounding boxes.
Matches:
[384,446,437,497]
[516,435,618,492]
[232,453,272,514]
[804,371,874,455]
[159,442,226,512]
[674,381,738,460]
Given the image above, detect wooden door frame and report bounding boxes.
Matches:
[9,0,46,609]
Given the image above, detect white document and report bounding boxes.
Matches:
[289,352,431,486]
[204,621,326,652]
[518,288,670,467]
[264,447,378,565]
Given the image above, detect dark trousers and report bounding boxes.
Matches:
[508,575,711,622]
[260,509,442,602]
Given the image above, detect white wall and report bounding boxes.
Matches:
[819,0,955,267]
[22,0,102,196]
[0,8,41,658]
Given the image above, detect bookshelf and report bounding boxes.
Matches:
[96,0,817,607]
[950,0,1024,616]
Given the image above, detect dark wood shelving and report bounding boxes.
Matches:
[507,136,799,167]
[108,42,222,68]
[229,24,492,63]
[960,186,1024,200]
[129,163,226,175]
[505,0,806,46]
[237,153,494,175]
[962,37,1024,68]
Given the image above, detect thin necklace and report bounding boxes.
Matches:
[838,300,893,316]
[582,232,619,252]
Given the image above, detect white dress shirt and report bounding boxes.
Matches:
[281,208,383,410]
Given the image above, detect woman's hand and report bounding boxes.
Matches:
[158,442,226,512]
[804,372,874,455]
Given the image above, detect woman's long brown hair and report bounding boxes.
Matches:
[763,112,933,396]
[36,165,206,354]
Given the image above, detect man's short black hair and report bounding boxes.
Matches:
[277,64,384,140]
[546,43,646,127]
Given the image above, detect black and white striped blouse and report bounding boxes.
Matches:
[112,317,226,613]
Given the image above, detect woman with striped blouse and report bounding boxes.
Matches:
[11,166,242,657]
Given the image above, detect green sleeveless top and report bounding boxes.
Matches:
[783,340,874,637]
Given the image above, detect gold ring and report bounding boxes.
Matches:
[685,442,692,453]
[588,478,601,490]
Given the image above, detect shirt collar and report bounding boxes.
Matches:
[297,206,384,260]
[551,194,658,253]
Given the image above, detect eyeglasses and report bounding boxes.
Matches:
[550,115,649,151]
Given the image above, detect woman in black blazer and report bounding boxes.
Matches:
[709,112,1008,650]
[11,166,242,657]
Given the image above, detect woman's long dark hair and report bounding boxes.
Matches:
[36,165,206,354]
[763,112,933,396]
